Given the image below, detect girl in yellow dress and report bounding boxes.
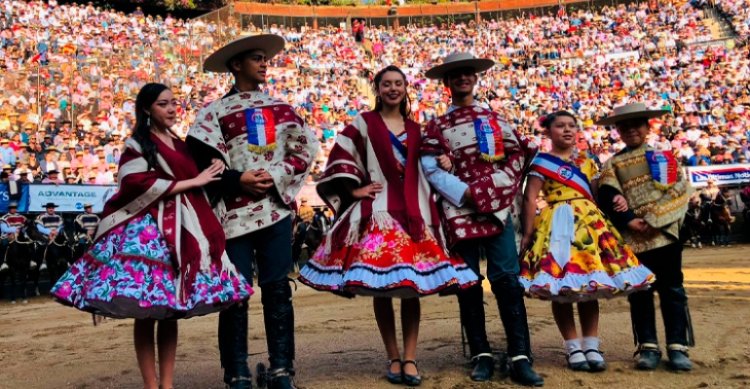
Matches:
[519,111,654,372]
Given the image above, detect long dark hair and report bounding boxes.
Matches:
[539,110,578,130]
[132,83,169,170]
[372,65,411,119]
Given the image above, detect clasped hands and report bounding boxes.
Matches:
[240,168,274,196]
[201,158,274,196]
[613,194,657,235]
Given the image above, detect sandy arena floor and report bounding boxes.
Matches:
[1,245,749,389]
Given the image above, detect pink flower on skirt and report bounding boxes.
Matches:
[139,300,152,308]
[139,225,160,244]
[361,234,385,252]
[167,294,176,306]
[55,282,72,299]
[152,268,163,284]
[414,261,432,271]
[99,266,115,281]
[133,271,145,284]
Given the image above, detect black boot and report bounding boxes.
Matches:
[490,276,543,387]
[628,289,659,347]
[262,280,296,389]
[510,358,544,387]
[666,344,693,371]
[634,343,662,370]
[457,285,494,381]
[659,286,694,347]
[219,302,252,389]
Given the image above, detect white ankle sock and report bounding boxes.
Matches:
[582,336,604,362]
[564,339,586,364]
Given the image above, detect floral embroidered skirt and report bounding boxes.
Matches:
[51,214,252,320]
[299,221,478,299]
[520,199,655,303]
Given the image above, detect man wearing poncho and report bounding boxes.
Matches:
[420,52,544,387]
[187,34,318,389]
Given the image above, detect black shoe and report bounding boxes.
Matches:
[401,360,422,386]
[634,344,662,371]
[225,376,253,389]
[385,359,402,384]
[666,345,693,371]
[510,358,544,387]
[583,349,607,372]
[268,368,296,389]
[470,354,495,382]
[566,350,590,372]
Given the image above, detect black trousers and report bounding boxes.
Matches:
[628,242,694,347]
[218,216,296,382]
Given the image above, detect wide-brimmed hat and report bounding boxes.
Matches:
[43,202,58,208]
[425,52,495,80]
[595,103,669,126]
[203,34,286,73]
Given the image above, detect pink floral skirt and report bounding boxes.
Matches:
[51,214,252,320]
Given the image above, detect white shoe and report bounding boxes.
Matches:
[29,261,38,269]
[0,262,8,271]
[21,299,28,304]
[39,262,47,271]
[10,300,16,304]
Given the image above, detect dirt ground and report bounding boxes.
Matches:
[1,245,749,389]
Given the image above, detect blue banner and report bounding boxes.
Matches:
[687,164,750,187]
[0,183,30,213]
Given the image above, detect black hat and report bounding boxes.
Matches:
[8,201,18,209]
[47,170,60,175]
[83,203,93,208]
[43,202,58,208]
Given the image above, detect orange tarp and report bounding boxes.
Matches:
[234,0,587,18]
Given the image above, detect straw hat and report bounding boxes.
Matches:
[595,103,669,126]
[203,34,286,73]
[425,52,495,80]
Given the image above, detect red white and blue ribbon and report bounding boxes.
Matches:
[473,117,505,162]
[389,131,408,168]
[645,150,678,190]
[245,108,277,152]
[530,153,594,202]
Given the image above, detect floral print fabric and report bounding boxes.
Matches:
[299,219,478,299]
[51,214,252,320]
[520,157,655,303]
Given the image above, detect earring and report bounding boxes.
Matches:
[146,115,151,127]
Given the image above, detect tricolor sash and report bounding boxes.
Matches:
[473,117,505,162]
[530,153,594,202]
[645,150,679,190]
[389,131,407,168]
[245,108,277,153]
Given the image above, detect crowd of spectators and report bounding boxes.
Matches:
[0,0,749,188]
